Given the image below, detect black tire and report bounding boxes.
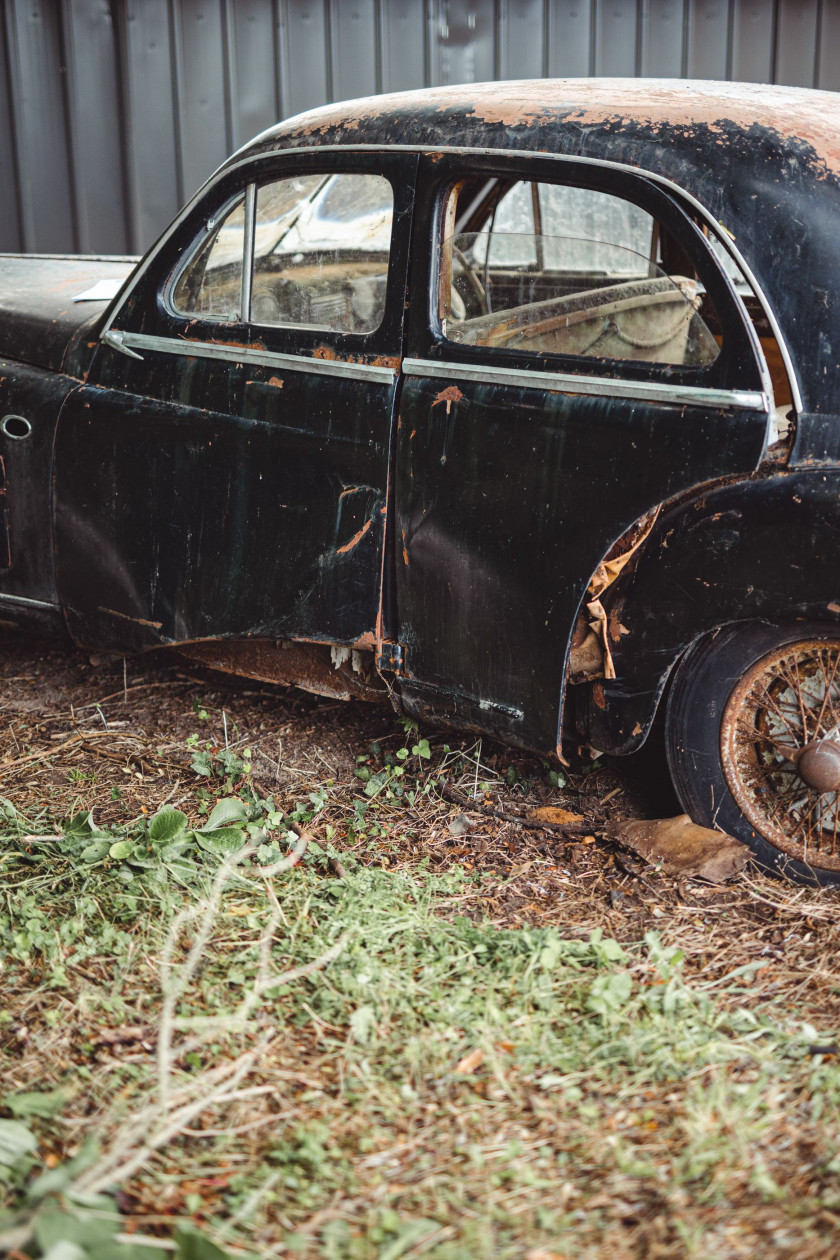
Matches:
[665,622,840,887]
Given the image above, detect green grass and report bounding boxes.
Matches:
[2,780,840,1258]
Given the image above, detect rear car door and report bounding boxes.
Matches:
[54,151,416,654]
[395,154,773,755]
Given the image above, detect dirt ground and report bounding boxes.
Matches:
[2,621,839,1015]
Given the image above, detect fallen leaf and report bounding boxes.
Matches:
[454,1047,484,1074]
[447,813,472,836]
[606,814,748,882]
[529,807,584,826]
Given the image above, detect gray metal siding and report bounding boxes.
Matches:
[1,0,838,254]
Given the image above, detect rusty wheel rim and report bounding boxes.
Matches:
[721,639,840,871]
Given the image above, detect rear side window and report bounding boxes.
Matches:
[440,179,720,368]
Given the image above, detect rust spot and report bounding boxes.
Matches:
[97,607,163,630]
[352,630,377,651]
[632,722,643,736]
[592,683,606,710]
[179,638,387,704]
[267,375,284,389]
[401,529,409,566]
[336,518,372,554]
[828,602,840,614]
[432,385,464,416]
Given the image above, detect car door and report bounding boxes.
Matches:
[54,151,416,654]
[395,154,773,756]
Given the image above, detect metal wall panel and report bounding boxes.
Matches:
[1,0,837,255]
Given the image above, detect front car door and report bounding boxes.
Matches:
[54,151,416,658]
[395,153,773,757]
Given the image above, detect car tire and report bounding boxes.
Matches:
[665,622,840,887]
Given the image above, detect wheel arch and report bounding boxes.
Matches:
[581,467,840,755]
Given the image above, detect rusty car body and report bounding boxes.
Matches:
[3,78,840,884]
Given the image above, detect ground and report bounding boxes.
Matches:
[2,624,840,1259]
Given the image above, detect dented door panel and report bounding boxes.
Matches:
[395,375,770,753]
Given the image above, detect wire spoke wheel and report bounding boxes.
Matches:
[721,639,840,871]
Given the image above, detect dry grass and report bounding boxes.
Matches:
[2,625,840,1258]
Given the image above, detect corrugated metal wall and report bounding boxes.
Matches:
[2,0,837,255]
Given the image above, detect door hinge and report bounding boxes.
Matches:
[376,642,404,673]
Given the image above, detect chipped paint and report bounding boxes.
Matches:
[336,517,372,554]
[432,385,464,416]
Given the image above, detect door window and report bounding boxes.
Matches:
[171,194,246,320]
[170,172,394,335]
[440,179,720,367]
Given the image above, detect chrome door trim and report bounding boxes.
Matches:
[402,357,769,412]
[111,330,397,384]
[0,593,60,610]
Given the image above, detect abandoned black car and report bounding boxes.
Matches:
[3,78,840,886]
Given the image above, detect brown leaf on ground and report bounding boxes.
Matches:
[528,806,585,826]
[454,1047,484,1074]
[606,813,749,883]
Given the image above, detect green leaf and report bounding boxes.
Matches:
[4,1088,66,1119]
[41,1241,86,1260]
[412,739,431,759]
[195,827,245,857]
[586,972,633,1016]
[149,807,189,844]
[174,1225,238,1259]
[63,810,95,839]
[190,750,213,776]
[0,1118,37,1165]
[108,840,133,861]
[204,798,248,830]
[80,840,111,863]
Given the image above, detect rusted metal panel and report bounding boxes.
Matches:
[180,638,388,702]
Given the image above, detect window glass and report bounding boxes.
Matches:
[251,173,393,332]
[172,196,245,320]
[443,180,719,367]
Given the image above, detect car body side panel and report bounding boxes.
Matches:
[395,376,769,755]
[0,360,80,609]
[587,469,840,755]
[54,365,393,653]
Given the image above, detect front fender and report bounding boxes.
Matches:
[585,468,840,754]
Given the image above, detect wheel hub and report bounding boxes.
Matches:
[797,738,840,793]
[720,639,840,870]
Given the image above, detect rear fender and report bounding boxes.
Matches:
[583,468,840,754]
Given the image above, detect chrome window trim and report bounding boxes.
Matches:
[100,142,798,415]
[0,593,60,610]
[111,330,396,384]
[402,357,769,412]
[241,183,256,322]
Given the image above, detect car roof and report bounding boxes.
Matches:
[243,78,840,175]
[232,79,840,417]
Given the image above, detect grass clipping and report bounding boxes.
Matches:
[2,787,840,1259]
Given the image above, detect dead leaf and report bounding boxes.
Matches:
[529,807,584,826]
[525,1251,568,1260]
[606,814,748,883]
[454,1047,484,1074]
[93,1024,155,1048]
